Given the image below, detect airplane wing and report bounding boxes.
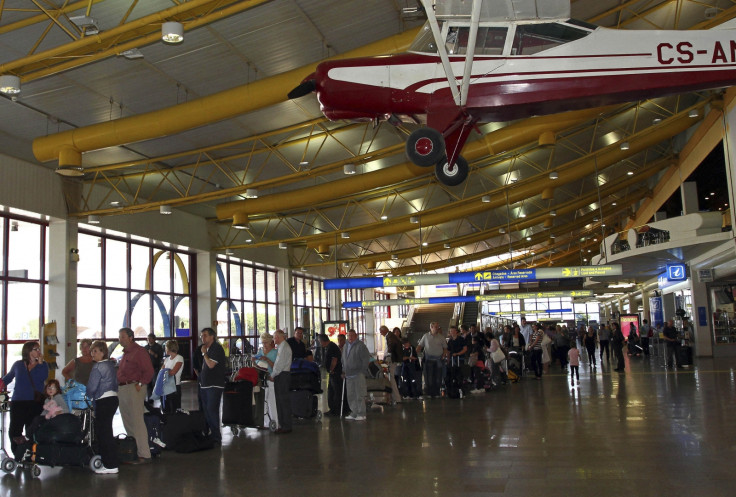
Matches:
[435,0,569,21]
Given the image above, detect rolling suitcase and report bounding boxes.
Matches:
[678,345,693,366]
[290,390,317,418]
[222,380,254,427]
[161,411,208,449]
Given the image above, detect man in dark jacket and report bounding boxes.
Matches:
[380,325,402,404]
[199,327,226,443]
[319,334,344,416]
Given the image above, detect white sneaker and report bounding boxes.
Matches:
[353,415,366,421]
[152,437,166,448]
[95,466,119,474]
[416,396,424,400]
[345,414,357,420]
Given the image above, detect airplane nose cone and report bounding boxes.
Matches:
[287,78,316,99]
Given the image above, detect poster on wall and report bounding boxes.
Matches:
[322,321,349,343]
[620,314,641,340]
[649,296,664,328]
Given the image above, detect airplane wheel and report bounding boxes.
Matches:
[435,155,468,186]
[406,128,445,167]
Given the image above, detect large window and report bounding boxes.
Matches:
[216,258,279,353]
[76,229,194,341]
[0,209,48,376]
[292,273,331,342]
[341,288,366,340]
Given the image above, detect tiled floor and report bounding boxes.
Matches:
[2,351,736,496]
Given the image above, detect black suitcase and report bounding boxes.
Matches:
[34,413,83,444]
[679,345,693,366]
[222,381,254,426]
[25,443,94,468]
[290,389,317,418]
[252,387,265,427]
[289,371,322,393]
[161,411,208,449]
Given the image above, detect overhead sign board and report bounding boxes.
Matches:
[325,265,623,290]
[344,290,593,308]
[666,264,687,281]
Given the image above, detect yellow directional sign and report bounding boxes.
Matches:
[476,290,593,302]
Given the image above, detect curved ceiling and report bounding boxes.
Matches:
[1,0,734,283]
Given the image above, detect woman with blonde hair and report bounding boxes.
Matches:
[162,340,184,412]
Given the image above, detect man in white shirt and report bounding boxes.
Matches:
[271,330,293,434]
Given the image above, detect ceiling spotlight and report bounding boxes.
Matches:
[611,202,617,206]
[422,242,428,246]
[519,212,527,218]
[233,212,249,229]
[652,117,662,124]
[55,166,84,177]
[225,250,234,256]
[444,243,451,249]
[380,215,388,221]
[341,232,350,239]
[499,228,506,234]
[300,266,307,271]
[0,75,21,95]
[526,236,531,241]
[120,48,144,60]
[343,163,356,175]
[549,171,559,180]
[391,254,398,260]
[162,21,184,43]
[689,109,699,118]
[410,216,419,224]
[87,215,100,224]
[342,262,350,268]
[711,192,715,196]
[70,15,99,35]
[299,161,309,166]
[245,188,258,199]
[160,205,172,215]
[110,200,122,207]
[620,141,630,151]
[481,195,491,203]
[593,217,599,222]
[627,171,634,176]
[550,209,557,217]
[278,242,287,249]
[246,238,253,243]
[550,234,556,239]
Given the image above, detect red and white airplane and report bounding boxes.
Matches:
[289,0,736,185]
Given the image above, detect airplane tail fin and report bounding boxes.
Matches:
[712,18,736,30]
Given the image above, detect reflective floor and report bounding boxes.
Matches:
[3,351,736,497]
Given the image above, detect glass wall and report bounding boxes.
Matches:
[76,229,194,340]
[480,298,599,326]
[292,272,331,343]
[216,257,279,354]
[341,288,366,340]
[0,210,48,376]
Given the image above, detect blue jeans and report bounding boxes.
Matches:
[199,387,223,442]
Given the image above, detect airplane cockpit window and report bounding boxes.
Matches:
[445,26,508,55]
[511,22,590,55]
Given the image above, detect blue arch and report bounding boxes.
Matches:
[126,293,170,336]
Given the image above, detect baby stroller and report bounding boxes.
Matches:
[507,348,523,383]
[5,410,101,477]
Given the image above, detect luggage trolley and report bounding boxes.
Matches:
[223,364,278,435]
[1,389,14,473]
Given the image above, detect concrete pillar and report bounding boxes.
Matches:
[689,277,713,357]
[364,289,376,354]
[48,219,78,378]
[722,97,736,227]
[278,268,294,336]
[681,181,699,215]
[641,289,650,324]
[196,251,216,335]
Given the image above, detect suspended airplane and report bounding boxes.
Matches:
[289,0,736,186]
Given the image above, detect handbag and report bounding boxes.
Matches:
[115,433,138,462]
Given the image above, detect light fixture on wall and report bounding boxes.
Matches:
[70,15,99,35]
[343,163,356,175]
[0,75,21,95]
[162,22,184,43]
[160,205,172,215]
[245,188,258,199]
[88,215,100,224]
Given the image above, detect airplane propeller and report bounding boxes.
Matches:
[288,79,316,99]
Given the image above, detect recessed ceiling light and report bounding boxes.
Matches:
[380,215,388,221]
[422,242,428,246]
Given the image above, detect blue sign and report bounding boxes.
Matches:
[666,264,687,281]
[649,296,663,328]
